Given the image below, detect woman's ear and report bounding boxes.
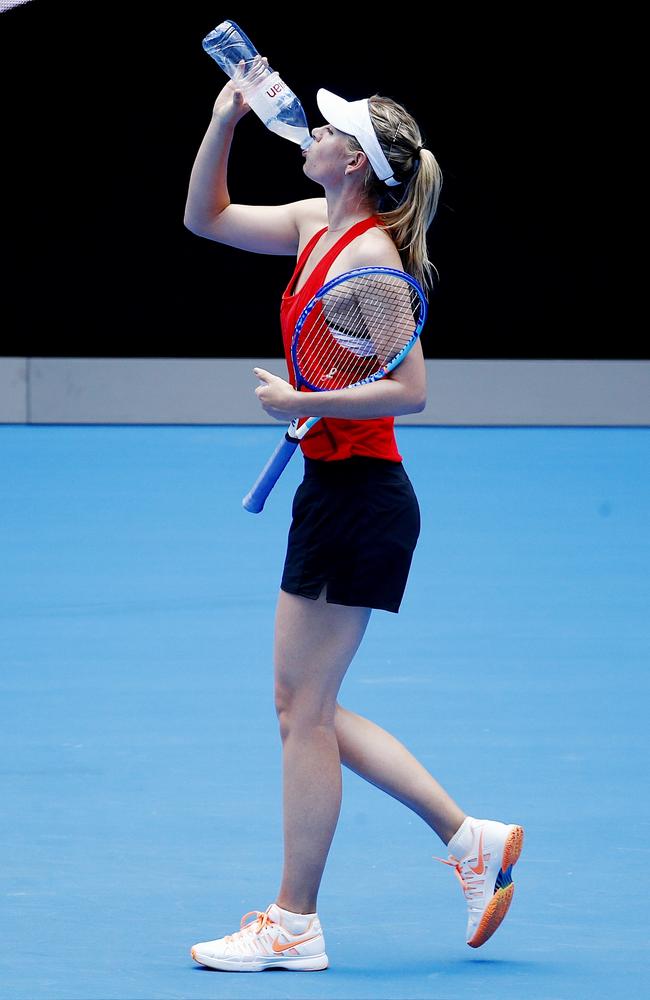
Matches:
[344,150,367,176]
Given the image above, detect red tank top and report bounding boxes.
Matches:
[280,216,402,462]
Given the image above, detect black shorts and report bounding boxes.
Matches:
[280,456,421,613]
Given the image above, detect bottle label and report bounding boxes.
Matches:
[266,79,285,99]
[241,69,310,145]
[246,69,282,100]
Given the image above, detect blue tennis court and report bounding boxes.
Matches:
[1,424,648,999]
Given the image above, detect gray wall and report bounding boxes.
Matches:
[1,358,649,425]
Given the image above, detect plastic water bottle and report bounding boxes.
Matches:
[203,20,313,150]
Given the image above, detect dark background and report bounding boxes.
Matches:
[0,2,629,358]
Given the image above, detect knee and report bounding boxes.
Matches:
[274,681,291,734]
[274,683,336,739]
[274,678,289,719]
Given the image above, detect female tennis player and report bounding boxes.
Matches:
[184,62,524,972]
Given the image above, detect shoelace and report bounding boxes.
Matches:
[433,854,485,902]
[223,909,275,943]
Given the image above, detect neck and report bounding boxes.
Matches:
[324,187,375,234]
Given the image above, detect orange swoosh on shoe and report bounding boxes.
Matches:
[469,830,485,875]
[272,934,320,953]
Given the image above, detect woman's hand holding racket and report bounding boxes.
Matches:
[243,266,427,513]
[253,369,302,421]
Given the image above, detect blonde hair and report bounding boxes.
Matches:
[345,94,442,294]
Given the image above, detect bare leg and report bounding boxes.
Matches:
[273,587,371,914]
[334,704,466,845]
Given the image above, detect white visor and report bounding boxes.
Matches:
[316,88,402,187]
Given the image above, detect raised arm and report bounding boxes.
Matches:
[184,67,325,255]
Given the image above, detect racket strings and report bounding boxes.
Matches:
[328,280,417,367]
[297,276,422,390]
[304,280,409,374]
[301,305,403,389]
[302,300,375,387]
[314,292,415,386]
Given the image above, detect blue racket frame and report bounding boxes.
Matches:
[290,266,427,392]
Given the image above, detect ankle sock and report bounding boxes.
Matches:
[446,816,475,859]
[270,903,317,934]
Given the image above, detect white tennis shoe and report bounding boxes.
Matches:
[190,903,328,972]
[435,816,524,947]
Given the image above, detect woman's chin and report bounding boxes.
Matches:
[303,164,325,186]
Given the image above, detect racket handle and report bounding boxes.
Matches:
[242,432,300,513]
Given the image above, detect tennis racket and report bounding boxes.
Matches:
[242,266,427,513]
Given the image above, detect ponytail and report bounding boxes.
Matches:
[345,95,443,294]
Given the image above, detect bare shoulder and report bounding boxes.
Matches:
[333,224,402,276]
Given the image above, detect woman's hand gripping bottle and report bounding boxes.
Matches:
[203,20,313,150]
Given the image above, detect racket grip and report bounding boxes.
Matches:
[242,432,300,513]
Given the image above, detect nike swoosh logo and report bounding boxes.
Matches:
[469,830,485,875]
[272,933,320,953]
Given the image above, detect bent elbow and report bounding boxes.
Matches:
[390,379,426,415]
[396,396,426,416]
[183,215,202,236]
